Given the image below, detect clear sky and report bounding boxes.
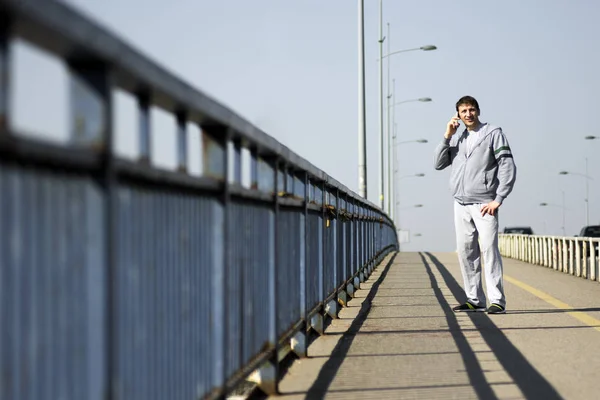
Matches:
[10,0,600,251]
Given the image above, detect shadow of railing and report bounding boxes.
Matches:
[423,252,563,400]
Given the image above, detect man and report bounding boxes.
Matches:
[433,96,517,314]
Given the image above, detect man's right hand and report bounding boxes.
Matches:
[444,114,461,139]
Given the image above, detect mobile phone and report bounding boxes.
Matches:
[454,112,461,127]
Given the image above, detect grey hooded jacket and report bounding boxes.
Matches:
[433,123,517,205]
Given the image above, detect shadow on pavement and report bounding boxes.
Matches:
[424,252,563,400]
[301,253,397,399]
[417,253,499,400]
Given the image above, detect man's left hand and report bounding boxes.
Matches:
[481,201,501,216]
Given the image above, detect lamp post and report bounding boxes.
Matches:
[540,195,567,236]
[358,0,367,198]
[584,135,597,225]
[393,174,424,228]
[376,22,436,210]
[388,95,431,219]
[559,168,592,226]
[377,0,384,205]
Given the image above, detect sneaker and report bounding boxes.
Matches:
[452,302,486,312]
[487,304,506,314]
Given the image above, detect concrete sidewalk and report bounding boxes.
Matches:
[267,252,600,400]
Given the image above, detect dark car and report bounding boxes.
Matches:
[578,225,600,238]
[572,226,600,263]
[503,226,534,235]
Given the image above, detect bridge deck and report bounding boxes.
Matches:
[269,252,600,400]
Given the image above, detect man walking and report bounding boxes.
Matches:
[433,96,517,314]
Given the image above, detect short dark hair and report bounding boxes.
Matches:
[455,96,480,113]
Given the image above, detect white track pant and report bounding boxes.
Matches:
[454,202,505,308]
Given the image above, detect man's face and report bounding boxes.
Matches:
[457,103,480,129]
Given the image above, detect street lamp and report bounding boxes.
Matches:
[559,169,593,226]
[395,97,432,106]
[357,0,367,198]
[388,91,432,221]
[397,173,425,179]
[396,138,428,145]
[397,203,424,210]
[382,45,437,59]
[540,196,567,236]
[377,13,436,211]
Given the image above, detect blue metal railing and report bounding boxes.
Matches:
[0,0,398,399]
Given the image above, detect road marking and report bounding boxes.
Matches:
[505,275,600,332]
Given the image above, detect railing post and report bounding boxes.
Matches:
[232,140,242,185]
[306,178,324,335]
[359,205,366,284]
[288,170,307,357]
[176,111,188,172]
[268,156,280,394]
[555,238,560,271]
[347,198,357,297]
[548,238,552,267]
[346,195,353,282]
[557,239,561,271]
[549,237,552,267]
[323,183,338,319]
[68,55,113,398]
[518,236,522,260]
[553,237,556,268]
[357,206,364,289]
[199,123,227,398]
[591,239,597,281]
[564,239,568,273]
[577,239,583,278]
[302,171,310,342]
[559,238,563,272]
[337,191,349,308]
[569,240,575,275]
[137,92,152,164]
[246,154,279,396]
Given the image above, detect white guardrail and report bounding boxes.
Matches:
[499,234,600,281]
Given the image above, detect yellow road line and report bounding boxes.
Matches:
[504,275,600,332]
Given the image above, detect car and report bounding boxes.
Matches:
[503,226,534,235]
[570,226,600,265]
[578,225,600,238]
